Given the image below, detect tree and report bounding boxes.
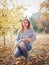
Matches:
[39,0,49,33]
[0,0,26,45]
[29,17,38,32]
[39,0,49,13]
[0,0,9,46]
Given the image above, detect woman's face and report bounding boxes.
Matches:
[22,20,28,29]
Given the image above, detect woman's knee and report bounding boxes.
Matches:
[20,42,25,47]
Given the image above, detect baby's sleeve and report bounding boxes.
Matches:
[29,29,36,43]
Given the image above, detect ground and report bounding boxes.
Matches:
[0,34,49,65]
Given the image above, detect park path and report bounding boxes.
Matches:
[36,34,49,38]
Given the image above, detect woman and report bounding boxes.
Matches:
[13,19,36,64]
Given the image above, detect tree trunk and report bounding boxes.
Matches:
[11,33,12,43]
[4,35,6,46]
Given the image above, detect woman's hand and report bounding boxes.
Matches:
[22,37,30,43]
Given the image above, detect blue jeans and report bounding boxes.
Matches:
[14,42,32,60]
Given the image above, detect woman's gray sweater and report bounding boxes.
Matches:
[15,28,36,46]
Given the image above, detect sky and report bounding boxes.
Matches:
[0,0,46,17]
[15,0,46,17]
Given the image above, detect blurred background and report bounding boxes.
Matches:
[0,0,49,65]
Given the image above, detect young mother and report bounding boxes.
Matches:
[13,19,36,63]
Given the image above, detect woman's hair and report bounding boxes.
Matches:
[20,19,32,33]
